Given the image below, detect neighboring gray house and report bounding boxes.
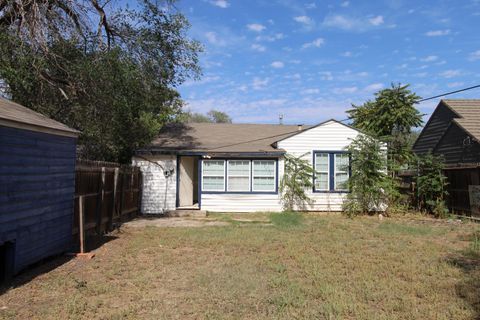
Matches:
[133,119,361,213]
[413,99,480,164]
[413,99,480,215]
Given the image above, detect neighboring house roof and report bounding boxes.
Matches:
[137,122,313,155]
[0,98,79,137]
[442,99,480,142]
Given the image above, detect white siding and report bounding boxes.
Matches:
[201,194,282,212]
[200,158,284,212]
[132,155,176,214]
[277,120,360,211]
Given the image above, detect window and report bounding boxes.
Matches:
[313,152,350,192]
[202,160,225,191]
[227,160,250,191]
[201,159,277,193]
[334,154,350,191]
[252,160,276,192]
[314,153,329,191]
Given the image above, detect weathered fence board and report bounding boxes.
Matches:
[73,160,142,251]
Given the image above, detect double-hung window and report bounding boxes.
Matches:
[252,160,276,192]
[313,152,350,192]
[202,160,225,191]
[334,154,350,191]
[314,153,329,191]
[201,159,277,193]
[227,160,250,191]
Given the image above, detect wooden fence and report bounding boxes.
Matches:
[73,160,142,252]
[399,165,480,217]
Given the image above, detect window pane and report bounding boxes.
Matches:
[335,154,349,173]
[203,160,225,176]
[253,160,275,176]
[335,173,349,190]
[315,172,329,190]
[253,177,275,191]
[203,176,224,191]
[315,153,329,172]
[228,176,250,191]
[228,160,250,176]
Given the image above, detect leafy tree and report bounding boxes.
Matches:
[185,109,232,123]
[415,153,449,217]
[280,153,315,211]
[347,83,423,173]
[342,134,396,217]
[0,0,202,163]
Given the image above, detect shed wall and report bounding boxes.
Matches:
[0,126,76,274]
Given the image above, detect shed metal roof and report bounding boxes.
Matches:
[0,98,79,137]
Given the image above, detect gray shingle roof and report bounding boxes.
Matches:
[0,98,79,136]
[139,122,312,154]
[443,99,480,141]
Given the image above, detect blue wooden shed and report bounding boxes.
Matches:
[0,98,79,280]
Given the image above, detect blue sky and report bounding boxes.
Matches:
[175,0,480,125]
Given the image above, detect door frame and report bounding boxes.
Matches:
[175,155,201,209]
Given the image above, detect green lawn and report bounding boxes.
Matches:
[1,213,480,319]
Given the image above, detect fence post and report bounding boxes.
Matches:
[108,167,119,231]
[118,168,125,222]
[79,195,86,254]
[95,167,105,235]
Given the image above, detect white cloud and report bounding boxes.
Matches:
[204,31,225,46]
[270,61,285,69]
[209,0,229,8]
[368,15,384,26]
[285,73,301,80]
[301,88,320,95]
[469,50,480,61]
[294,15,314,27]
[364,83,384,92]
[319,71,333,81]
[305,2,316,9]
[439,69,462,78]
[322,15,357,31]
[420,55,438,62]
[333,86,358,94]
[425,29,451,36]
[252,77,269,90]
[447,82,464,88]
[251,44,266,52]
[341,51,353,57]
[341,1,350,7]
[247,23,266,32]
[302,37,325,49]
[255,33,284,42]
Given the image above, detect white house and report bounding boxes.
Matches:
[132,119,361,213]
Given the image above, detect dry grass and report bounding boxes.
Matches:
[1,213,480,319]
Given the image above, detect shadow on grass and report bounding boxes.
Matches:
[447,231,480,317]
[0,235,118,296]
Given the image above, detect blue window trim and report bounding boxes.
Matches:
[312,150,351,193]
[200,158,279,195]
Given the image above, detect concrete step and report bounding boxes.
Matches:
[166,210,207,218]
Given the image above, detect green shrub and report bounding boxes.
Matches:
[415,153,449,217]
